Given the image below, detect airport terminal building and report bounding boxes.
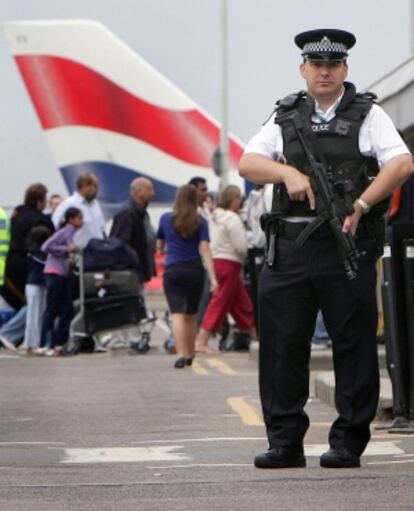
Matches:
[369,56,414,150]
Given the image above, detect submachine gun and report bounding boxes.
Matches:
[276,110,361,280]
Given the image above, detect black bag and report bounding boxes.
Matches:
[219,328,251,352]
[83,238,139,271]
[84,295,146,335]
[62,336,95,356]
[83,270,141,299]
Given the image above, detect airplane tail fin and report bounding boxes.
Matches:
[2,20,246,216]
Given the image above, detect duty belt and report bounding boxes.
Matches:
[277,218,370,241]
[261,213,374,268]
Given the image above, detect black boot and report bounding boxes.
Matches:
[320,447,360,468]
[254,447,306,469]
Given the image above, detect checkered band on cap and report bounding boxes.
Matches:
[302,36,348,55]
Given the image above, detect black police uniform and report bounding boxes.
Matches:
[256,29,385,464]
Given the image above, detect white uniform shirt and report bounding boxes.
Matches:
[52,191,106,248]
[244,100,409,169]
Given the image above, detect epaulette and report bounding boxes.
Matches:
[276,90,307,111]
[262,91,306,124]
[345,91,377,119]
[355,91,377,103]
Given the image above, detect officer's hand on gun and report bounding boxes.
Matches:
[282,166,316,209]
[341,200,364,236]
[283,165,365,237]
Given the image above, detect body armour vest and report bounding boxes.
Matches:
[272,82,384,219]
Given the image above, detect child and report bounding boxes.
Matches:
[23,225,52,355]
[38,207,83,356]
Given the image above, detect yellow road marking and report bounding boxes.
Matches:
[227,397,263,426]
[191,361,209,375]
[206,358,236,375]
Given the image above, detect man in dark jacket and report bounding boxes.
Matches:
[1,183,54,310]
[110,177,156,284]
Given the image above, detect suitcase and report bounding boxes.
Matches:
[84,270,141,299]
[84,294,146,335]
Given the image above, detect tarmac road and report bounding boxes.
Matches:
[0,327,413,511]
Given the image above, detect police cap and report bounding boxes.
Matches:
[294,29,356,61]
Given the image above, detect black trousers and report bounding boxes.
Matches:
[41,274,74,348]
[258,235,379,457]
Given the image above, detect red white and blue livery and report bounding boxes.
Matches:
[2,20,246,217]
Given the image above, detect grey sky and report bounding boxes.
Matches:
[0,0,411,206]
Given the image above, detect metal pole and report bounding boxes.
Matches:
[382,244,409,424]
[220,0,229,188]
[411,1,414,56]
[403,239,414,425]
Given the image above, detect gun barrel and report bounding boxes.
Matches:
[329,217,360,279]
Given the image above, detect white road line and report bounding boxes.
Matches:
[61,446,189,464]
[149,463,252,469]
[371,435,408,444]
[305,442,403,457]
[0,441,64,445]
[131,439,404,457]
[372,433,408,439]
[368,459,414,465]
[13,440,403,465]
[132,437,265,444]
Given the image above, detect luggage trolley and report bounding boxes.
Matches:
[68,239,155,354]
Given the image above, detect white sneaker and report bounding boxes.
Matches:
[34,347,48,356]
[94,344,108,353]
[0,335,19,354]
[311,341,327,351]
[45,349,60,357]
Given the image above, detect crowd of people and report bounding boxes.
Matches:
[0,171,262,364]
[0,166,396,367]
[0,173,108,355]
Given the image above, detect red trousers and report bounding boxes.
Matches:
[201,258,254,332]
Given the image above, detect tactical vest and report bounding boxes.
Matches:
[271,82,385,219]
[0,207,10,286]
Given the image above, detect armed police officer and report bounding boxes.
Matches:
[239,29,413,469]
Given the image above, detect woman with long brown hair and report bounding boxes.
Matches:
[156,185,218,368]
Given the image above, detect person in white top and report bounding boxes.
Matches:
[245,185,268,249]
[239,28,414,470]
[52,172,106,248]
[195,185,256,354]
